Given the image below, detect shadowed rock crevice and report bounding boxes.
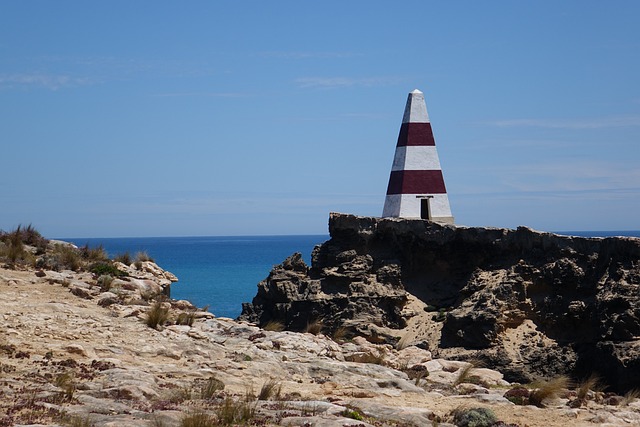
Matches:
[240,213,640,392]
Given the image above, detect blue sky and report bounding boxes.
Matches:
[1,1,639,237]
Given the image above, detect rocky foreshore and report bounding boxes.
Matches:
[2,225,640,426]
[241,213,640,394]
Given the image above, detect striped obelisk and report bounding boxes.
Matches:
[382,89,454,223]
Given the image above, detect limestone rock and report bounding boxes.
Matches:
[242,213,640,392]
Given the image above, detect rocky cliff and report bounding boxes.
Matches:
[241,213,640,392]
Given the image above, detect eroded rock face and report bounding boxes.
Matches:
[240,213,640,391]
[240,251,408,333]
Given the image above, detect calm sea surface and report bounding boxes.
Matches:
[64,235,327,319]
[64,231,638,319]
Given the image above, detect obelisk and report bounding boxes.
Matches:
[382,89,454,223]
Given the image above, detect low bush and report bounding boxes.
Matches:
[89,262,127,277]
[342,408,364,421]
[452,406,497,427]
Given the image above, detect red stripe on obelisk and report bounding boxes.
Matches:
[386,170,447,195]
[396,123,435,147]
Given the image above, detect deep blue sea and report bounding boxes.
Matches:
[63,231,639,319]
[64,235,327,319]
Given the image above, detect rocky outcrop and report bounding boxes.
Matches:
[240,250,408,336]
[241,213,640,392]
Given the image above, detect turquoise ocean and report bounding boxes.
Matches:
[65,231,638,319]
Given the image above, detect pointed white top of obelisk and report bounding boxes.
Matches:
[402,89,430,124]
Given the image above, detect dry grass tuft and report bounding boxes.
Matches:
[54,371,76,401]
[304,319,324,335]
[114,251,132,265]
[453,360,484,387]
[201,376,225,399]
[176,311,197,326]
[97,274,114,291]
[576,373,603,401]
[180,411,215,427]
[263,320,285,332]
[621,388,640,406]
[135,251,154,263]
[80,244,108,262]
[145,301,170,329]
[396,330,414,350]
[529,376,571,407]
[258,378,282,400]
[214,395,257,426]
[331,326,349,342]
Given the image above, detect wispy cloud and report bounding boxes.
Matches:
[0,73,93,90]
[488,115,640,129]
[295,76,401,89]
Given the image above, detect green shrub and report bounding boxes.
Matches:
[452,407,497,427]
[342,408,364,421]
[89,262,127,277]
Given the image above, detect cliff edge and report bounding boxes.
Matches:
[241,213,640,391]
